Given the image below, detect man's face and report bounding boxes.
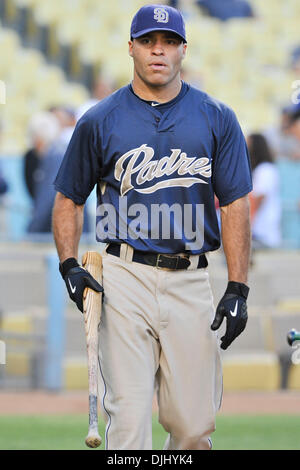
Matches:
[128,31,187,88]
[289,118,300,141]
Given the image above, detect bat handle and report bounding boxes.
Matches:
[85,394,102,448]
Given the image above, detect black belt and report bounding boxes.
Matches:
[106,243,208,270]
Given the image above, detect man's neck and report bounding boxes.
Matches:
[131,76,182,104]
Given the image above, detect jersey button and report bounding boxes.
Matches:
[155,117,160,123]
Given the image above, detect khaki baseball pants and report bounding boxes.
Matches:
[98,243,223,450]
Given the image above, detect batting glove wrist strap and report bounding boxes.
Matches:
[60,260,103,313]
[225,281,249,300]
[59,257,79,278]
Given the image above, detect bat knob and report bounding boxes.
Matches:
[85,433,102,448]
[287,328,297,346]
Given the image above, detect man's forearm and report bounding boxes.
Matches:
[52,192,84,263]
[220,195,251,284]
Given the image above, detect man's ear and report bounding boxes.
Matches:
[128,40,133,57]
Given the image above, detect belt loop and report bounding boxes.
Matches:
[125,244,134,263]
[120,243,134,263]
[103,242,110,255]
[187,255,199,270]
[119,243,127,261]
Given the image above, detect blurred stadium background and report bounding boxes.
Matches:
[0,0,300,450]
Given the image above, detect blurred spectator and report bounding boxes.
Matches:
[26,111,60,232]
[23,147,39,200]
[197,0,254,21]
[0,122,8,197]
[23,111,60,201]
[50,106,76,129]
[271,104,300,248]
[0,122,8,237]
[0,167,8,196]
[290,45,300,74]
[181,67,204,90]
[247,133,281,249]
[287,106,300,143]
[27,108,89,234]
[263,106,300,161]
[76,74,114,121]
[49,106,77,146]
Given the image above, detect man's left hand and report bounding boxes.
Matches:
[211,281,249,350]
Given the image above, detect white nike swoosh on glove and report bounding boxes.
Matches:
[230,300,238,317]
[68,278,76,294]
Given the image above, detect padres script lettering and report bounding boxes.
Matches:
[114,144,211,196]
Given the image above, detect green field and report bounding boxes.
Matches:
[0,414,300,450]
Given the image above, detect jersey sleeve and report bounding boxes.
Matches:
[54,114,102,204]
[212,106,252,206]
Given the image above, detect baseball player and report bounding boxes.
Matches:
[52,4,252,450]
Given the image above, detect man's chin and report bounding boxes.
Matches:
[146,75,171,87]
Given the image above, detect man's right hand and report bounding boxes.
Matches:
[59,258,104,313]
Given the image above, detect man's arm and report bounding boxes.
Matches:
[211,194,251,350]
[52,192,84,263]
[52,191,103,312]
[220,194,251,283]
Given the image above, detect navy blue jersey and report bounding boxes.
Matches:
[54,82,252,254]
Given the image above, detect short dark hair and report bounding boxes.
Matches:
[247,133,274,171]
[289,110,300,124]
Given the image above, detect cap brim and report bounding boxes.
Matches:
[131,28,186,43]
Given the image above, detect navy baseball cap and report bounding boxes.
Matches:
[130,4,187,43]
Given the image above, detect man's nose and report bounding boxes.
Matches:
[151,41,164,54]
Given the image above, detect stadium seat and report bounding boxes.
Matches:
[57,83,89,108]
[10,49,44,94]
[13,0,37,7]
[64,358,88,390]
[287,364,300,390]
[0,21,89,153]
[222,353,281,391]
[33,0,62,26]
[0,29,20,76]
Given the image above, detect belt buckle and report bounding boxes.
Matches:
[156,254,163,269]
[156,254,179,270]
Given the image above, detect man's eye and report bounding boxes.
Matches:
[141,38,150,44]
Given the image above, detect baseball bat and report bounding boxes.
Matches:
[287,328,300,346]
[82,251,103,449]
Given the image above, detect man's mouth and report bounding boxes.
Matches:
[149,62,167,71]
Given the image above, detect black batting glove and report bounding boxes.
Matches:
[59,258,104,313]
[211,281,249,350]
